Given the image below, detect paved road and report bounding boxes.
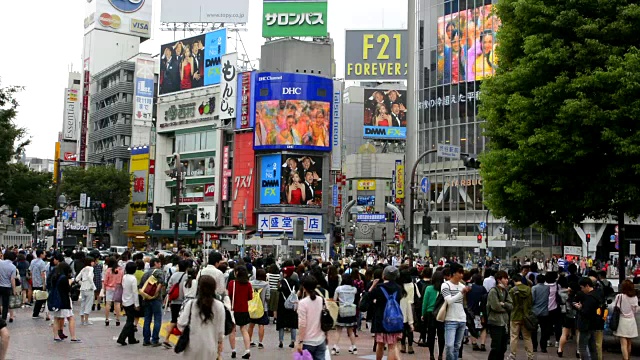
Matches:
[3,305,587,360]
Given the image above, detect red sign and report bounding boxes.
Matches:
[232,132,255,226]
[177,197,204,203]
[149,159,155,175]
[63,152,77,161]
[223,146,230,169]
[240,72,252,129]
[335,194,342,219]
[204,183,215,197]
[222,177,229,201]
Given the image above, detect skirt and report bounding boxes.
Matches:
[336,315,357,327]
[250,312,270,326]
[375,333,402,345]
[54,309,74,319]
[235,312,251,327]
[614,316,638,338]
[268,289,279,314]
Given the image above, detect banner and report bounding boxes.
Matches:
[363,89,407,139]
[257,213,323,233]
[134,57,155,124]
[232,133,255,226]
[219,53,238,120]
[160,0,249,24]
[331,80,342,170]
[236,71,256,129]
[344,30,407,81]
[395,160,405,199]
[259,154,282,205]
[357,180,376,191]
[159,28,227,96]
[63,89,79,141]
[262,1,328,38]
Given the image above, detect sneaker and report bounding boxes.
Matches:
[70,339,82,343]
[555,341,559,348]
[143,342,152,347]
[352,348,358,355]
[32,315,42,319]
[163,341,173,349]
[86,321,93,325]
[151,342,162,347]
[258,343,264,349]
[250,342,257,348]
[278,342,283,349]
[330,349,336,356]
[241,350,251,359]
[231,350,237,358]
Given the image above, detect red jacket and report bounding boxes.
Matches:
[228,280,253,313]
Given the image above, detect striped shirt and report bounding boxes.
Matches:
[441,280,466,322]
[267,273,280,291]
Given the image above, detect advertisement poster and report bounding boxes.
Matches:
[219,53,238,120]
[232,133,255,227]
[63,89,79,141]
[395,160,405,199]
[128,148,150,231]
[159,28,227,96]
[280,154,323,207]
[253,72,333,151]
[363,89,407,139]
[157,92,218,131]
[134,57,155,124]
[236,71,256,129]
[357,180,376,191]
[259,154,282,205]
[262,1,328,38]
[437,4,500,84]
[344,30,407,81]
[85,0,153,39]
[331,80,342,170]
[160,0,249,24]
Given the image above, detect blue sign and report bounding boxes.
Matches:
[62,212,69,221]
[357,195,375,206]
[71,212,77,220]
[108,0,145,13]
[364,126,407,139]
[357,214,386,223]
[479,221,486,230]
[610,234,616,242]
[235,71,257,129]
[259,155,282,205]
[136,78,154,97]
[204,28,227,86]
[253,72,333,152]
[332,185,338,207]
[420,177,430,193]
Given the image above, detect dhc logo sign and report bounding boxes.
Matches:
[282,87,302,95]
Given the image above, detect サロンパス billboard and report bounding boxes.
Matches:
[363,89,407,139]
[262,1,327,38]
[437,4,500,84]
[253,73,333,151]
[159,29,227,96]
[344,30,408,81]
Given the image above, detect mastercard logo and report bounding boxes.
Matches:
[99,13,121,29]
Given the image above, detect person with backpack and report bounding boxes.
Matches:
[139,258,166,347]
[162,259,189,349]
[277,263,299,349]
[422,270,445,360]
[331,273,358,355]
[50,262,81,342]
[369,266,404,360]
[543,271,562,349]
[508,272,534,360]
[486,270,512,360]
[440,263,470,360]
[467,273,488,351]
[228,265,253,359]
[574,277,603,360]
[248,269,270,349]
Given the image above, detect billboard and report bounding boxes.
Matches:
[259,154,282,205]
[257,213,323,234]
[84,0,153,39]
[363,89,407,139]
[232,133,255,227]
[128,148,150,231]
[160,0,249,23]
[258,154,324,207]
[357,180,376,191]
[331,80,342,170]
[253,73,333,151]
[133,57,154,124]
[436,4,500,84]
[344,30,408,81]
[262,1,328,38]
[219,53,238,120]
[63,89,79,141]
[159,28,227,96]
[80,59,90,164]
[236,71,257,129]
[157,92,218,132]
[395,160,405,199]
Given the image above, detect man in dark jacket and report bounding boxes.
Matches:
[574,277,603,360]
[509,273,534,359]
[486,270,513,360]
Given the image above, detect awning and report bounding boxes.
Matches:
[145,230,202,237]
[212,230,256,236]
[124,230,148,236]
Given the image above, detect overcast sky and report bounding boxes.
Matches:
[0,0,407,159]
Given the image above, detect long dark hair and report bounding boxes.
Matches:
[108,256,118,274]
[55,262,72,284]
[185,268,197,289]
[431,271,444,292]
[234,265,249,284]
[196,275,216,323]
[302,275,318,300]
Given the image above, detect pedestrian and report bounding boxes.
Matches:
[467,273,488,351]
[613,279,638,360]
[277,262,298,349]
[486,270,512,360]
[531,274,549,352]
[423,270,445,360]
[369,266,404,360]
[75,256,96,326]
[331,273,358,355]
[51,262,81,342]
[508,273,533,360]
[163,259,189,349]
[266,264,280,324]
[398,269,415,354]
[0,252,17,322]
[176,275,225,359]
[116,262,140,346]
[296,276,327,360]
[15,253,30,306]
[557,276,578,357]
[442,263,470,360]
[228,265,253,359]
[91,251,102,312]
[415,267,431,346]
[102,257,123,326]
[140,258,165,347]
[544,271,562,349]
[248,268,270,349]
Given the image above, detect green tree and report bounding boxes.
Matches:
[478,0,640,232]
[60,166,132,213]
[0,80,31,197]
[3,163,55,230]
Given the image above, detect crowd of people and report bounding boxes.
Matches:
[0,245,638,360]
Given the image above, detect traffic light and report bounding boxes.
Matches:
[100,203,106,209]
[462,154,481,169]
[187,214,197,231]
[586,233,591,243]
[477,233,483,243]
[423,215,432,235]
[151,213,162,230]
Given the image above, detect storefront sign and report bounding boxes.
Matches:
[237,71,255,129]
[258,214,323,234]
[204,183,215,197]
[395,160,404,199]
[219,53,238,120]
[157,92,218,131]
[66,224,88,231]
[356,214,386,223]
[223,146,230,169]
[357,179,376,191]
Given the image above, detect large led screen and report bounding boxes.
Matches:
[363,89,407,139]
[437,4,500,85]
[253,73,333,151]
[259,154,323,207]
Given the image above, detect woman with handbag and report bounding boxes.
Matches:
[331,274,358,355]
[51,262,81,342]
[75,257,96,326]
[102,257,123,326]
[613,280,639,360]
[422,271,445,360]
[176,275,225,360]
[296,276,327,360]
[277,263,299,349]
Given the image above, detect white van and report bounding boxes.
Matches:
[110,246,128,255]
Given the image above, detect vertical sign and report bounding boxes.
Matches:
[237,71,253,129]
[56,221,64,240]
[232,132,255,226]
[223,146,230,169]
[133,57,155,124]
[219,53,238,120]
[204,28,227,86]
[331,80,342,170]
[395,160,405,199]
[80,193,87,208]
[221,146,231,201]
[63,88,79,140]
[259,155,281,205]
[332,184,338,207]
[80,58,90,164]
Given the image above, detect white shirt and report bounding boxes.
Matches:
[483,276,496,292]
[198,265,226,297]
[75,266,96,291]
[442,281,467,322]
[122,274,139,308]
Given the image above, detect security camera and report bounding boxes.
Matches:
[498,227,505,235]
[431,230,438,238]
[451,228,458,233]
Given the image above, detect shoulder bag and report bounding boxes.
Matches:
[320,298,335,332]
[609,294,622,332]
[174,301,192,353]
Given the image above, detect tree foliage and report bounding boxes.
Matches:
[0,80,31,197]
[478,0,640,231]
[3,163,55,230]
[60,166,132,214]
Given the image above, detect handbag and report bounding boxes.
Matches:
[524,312,538,332]
[609,295,622,332]
[338,303,357,318]
[174,301,192,353]
[34,290,49,301]
[113,284,123,303]
[9,293,22,309]
[320,298,335,332]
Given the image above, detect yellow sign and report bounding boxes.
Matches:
[53,142,60,183]
[128,152,150,232]
[395,163,405,199]
[344,30,408,81]
[357,179,376,191]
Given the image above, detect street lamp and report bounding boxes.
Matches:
[56,195,67,248]
[32,204,39,246]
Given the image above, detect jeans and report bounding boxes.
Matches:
[578,330,596,360]
[0,287,11,320]
[426,314,445,359]
[279,328,297,343]
[488,324,508,360]
[444,321,465,360]
[118,305,138,344]
[143,299,162,344]
[532,314,549,350]
[303,342,327,360]
[510,321,533,360]
[32,286,45,317]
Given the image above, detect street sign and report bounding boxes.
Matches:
[80,193,87,208]
[56,221,63,240]
[479,221,486,230]
[437,143,461,159]
[420,177,430,193]
[610,234,616,242]
[62,212,69,221]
